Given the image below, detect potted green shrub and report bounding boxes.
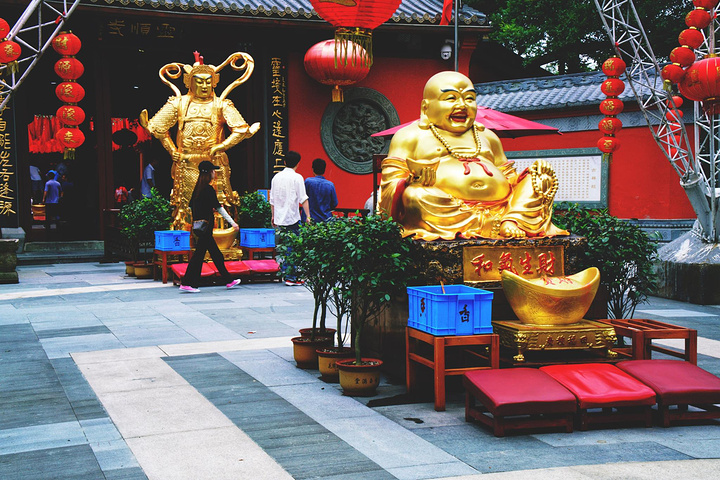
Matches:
[335,214,414,396]
[553,203,658,319]
[118,187,173,269]
[278,221,338,369]
[237,191,272,228]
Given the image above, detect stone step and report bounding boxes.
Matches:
[18,241,106,265]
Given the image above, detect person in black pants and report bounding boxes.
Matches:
[180,160,241,293]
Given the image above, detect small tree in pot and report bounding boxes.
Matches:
[237,191,272,228]
[336,214,414,395]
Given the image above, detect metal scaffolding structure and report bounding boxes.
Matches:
[0,0,81,111]
[594,0,720,242]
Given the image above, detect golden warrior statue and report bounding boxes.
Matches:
[140,51,261,229]
[380,71,567,241]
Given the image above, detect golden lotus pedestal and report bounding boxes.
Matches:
[492,319,617,364]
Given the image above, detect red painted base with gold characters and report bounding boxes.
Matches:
[337,358,383,396]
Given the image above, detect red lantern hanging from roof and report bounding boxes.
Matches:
[597,136,620,153]
[0,18,10,38]
[599,98,624,116]
[679,56,720,114]
[54,57,84,80]
[309,0,402,67]
[51,32,82,56]
[305,39,371,102]
[56,105,86,127]
[55,127,85,159]
[0,39,21,73]
[601,56,626,77]
[55,82,85,103]
[679,28,704,49]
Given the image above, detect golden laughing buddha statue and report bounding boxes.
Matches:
[379,71,567,241]
[140,51,261,229]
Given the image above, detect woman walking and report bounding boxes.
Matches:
[180,160,241,292]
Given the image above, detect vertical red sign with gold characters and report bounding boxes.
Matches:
[0,96,18,229]
[268,56,288,176]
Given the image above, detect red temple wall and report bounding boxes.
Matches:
[287,52,695,220]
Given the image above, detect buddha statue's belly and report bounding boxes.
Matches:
[434,157,511,202]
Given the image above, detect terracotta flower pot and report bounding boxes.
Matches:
[125,261,135,276]
[316,347,354,381]
[336,358,383,396]
[299,327,336,339]
[291,336,333,369]
[133,262,153,279]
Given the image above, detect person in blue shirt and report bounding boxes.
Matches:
[304,158,338,222]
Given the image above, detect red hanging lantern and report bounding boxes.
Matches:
[304,39,371,102]
[670,46,696,67]
[679,56,720,114]
[54,57,84,80]
[0,18,10,38]
[55,82,85,103]
[601,77,625,96]
[686,9,712,29]
[52,32,82,56]
[666,109,684,121]
[599,117,622,135]
[309,0,403,67]
[679,28,705,49]
[0,39,21,73]
[599,98,624,116]
[56,105,86,127]
[601,57,626,77]
[661,63,686,85]
[693,0,719,9]
[597,136,620,153]
[55,127,85,159]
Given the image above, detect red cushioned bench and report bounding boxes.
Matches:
[540,363,656,430]
[463,368,577,436]
[617,359,720,427]
[171,263,219,285]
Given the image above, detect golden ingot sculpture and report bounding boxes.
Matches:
[140,51,261,230]
[379,71,568,240]
[501,267,601,325]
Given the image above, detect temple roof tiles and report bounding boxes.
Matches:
[85,0,489,26]
[475,71,650,113]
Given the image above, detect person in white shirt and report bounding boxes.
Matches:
[270,151,310,285]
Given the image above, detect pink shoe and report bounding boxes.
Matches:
[179,285,200,293]
[226,279,241,289]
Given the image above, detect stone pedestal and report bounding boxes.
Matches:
[653,229,720,305]
[363,235,600,379]
[0,238,19,284]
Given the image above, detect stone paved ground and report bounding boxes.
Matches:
[0,262,719,479]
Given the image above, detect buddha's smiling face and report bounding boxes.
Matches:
[422,72,478,134]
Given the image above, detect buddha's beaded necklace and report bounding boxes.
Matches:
[429,123,483,159]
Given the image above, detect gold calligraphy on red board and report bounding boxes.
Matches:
[463,245,565,282]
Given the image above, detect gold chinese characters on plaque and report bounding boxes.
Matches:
[462,245,565,283]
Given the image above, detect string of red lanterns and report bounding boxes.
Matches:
[0,17,21,74]
[597,56,626,155]
[52,32,85,160]
[661,1,720,114]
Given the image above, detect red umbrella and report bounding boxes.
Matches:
[370,106,560,138]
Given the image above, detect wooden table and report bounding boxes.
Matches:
[597,318,698,365]
[406,326,499,411]
[153,249,190,284]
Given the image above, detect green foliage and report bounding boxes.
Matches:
[118,187,173,242]
[278,215,415,363]
[469,0,685,73]
[237,191,271,228]
[553,203,658,319]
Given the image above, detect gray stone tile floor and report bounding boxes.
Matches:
[0,262,719,479]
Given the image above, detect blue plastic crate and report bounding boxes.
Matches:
[240,228,276,248]
[154,230,190,251]
[407,285,493,336]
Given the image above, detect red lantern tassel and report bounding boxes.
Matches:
[335,27,373,68]
[63,147,75,161]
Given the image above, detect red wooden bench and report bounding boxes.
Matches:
[463,368,577,436]
[540,363,656,430]
[617,359,720,427]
